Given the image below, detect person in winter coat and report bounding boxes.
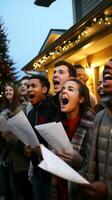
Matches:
[78,59,112,200]
[51,79,94,200]
[0,83,33,200]
[24,75,58,200]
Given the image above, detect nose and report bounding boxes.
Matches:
[99,83,103,89]
[6,90,10,93]
[79,74,84,79]
[21,86,24,90]
[53,71,59,78]
[27,85,32,92]
[21,84,24,88]
[61,87,67,94]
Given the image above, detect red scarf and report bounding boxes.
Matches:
[55,116,80,200]
[63,115,81,140]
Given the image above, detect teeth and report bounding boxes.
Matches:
[104,74,111,77]
[103,74,112,81]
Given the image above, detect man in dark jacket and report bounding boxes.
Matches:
[25,74,58,200]
[78,59,112,200]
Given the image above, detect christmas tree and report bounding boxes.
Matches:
[0,19,18,98]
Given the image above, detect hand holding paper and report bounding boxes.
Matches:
[39,145,89,184]
[35,122,73,154]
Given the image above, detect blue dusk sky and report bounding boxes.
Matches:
[0,0,73,78]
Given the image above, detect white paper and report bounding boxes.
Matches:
[39,145,89,184]
[0,116,9,132]
[36,122,56,129]
[8,111,39,147]
[35,122,73,154]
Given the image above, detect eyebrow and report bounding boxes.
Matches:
[68,86,74,89]
[63,85,78,90]
[27,83,36,87]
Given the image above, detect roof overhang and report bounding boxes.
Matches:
[39,29,66,53]
[22,0,112,72]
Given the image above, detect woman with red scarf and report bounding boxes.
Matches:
[52,79,94,200]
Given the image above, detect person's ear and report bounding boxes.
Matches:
[79,96,84,104]
[42,86,48,94]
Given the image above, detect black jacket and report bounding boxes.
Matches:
[27,96,58,165]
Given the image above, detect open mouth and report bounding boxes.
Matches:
[53,79,60,85]
[21,90,26,94]
[61,97,69,105]
[103,74,112,81]
[29,94,35,100]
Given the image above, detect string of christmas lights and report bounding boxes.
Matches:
[33,12,112,70]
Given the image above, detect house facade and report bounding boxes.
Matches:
[22,0,112,98]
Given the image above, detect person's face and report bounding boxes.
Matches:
[52,65,71,93]
[20,79,29,96]
[103,60,112,94]
[27,79,47,105]
[5,86,14,102]
[97,80,104,97]
[59,80,84,115]
[76,68,88,85]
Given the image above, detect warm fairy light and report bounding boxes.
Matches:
[85,67,94,76]
[33,13,112,70]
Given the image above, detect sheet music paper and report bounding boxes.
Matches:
[8,111,39,147]
[39,145,89,184]
[35,122,73,154]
